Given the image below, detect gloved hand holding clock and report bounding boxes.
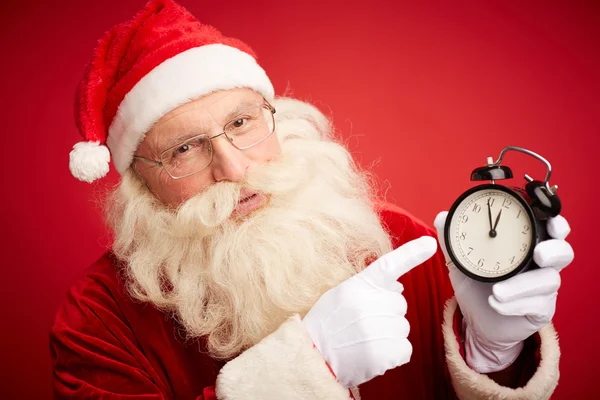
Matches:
[433,146,575,373]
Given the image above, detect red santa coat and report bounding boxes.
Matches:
[50,203,560,399]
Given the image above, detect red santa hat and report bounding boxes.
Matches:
[69,0,275,183]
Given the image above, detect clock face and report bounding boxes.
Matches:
[446,185,535,280]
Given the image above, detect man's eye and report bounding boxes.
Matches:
[174,144,190,156]
[232,118,246,128]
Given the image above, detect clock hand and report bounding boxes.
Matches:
[487,199,496,238]
[493,208,503,232]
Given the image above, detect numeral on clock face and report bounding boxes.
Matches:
[472,204,481,213]
[502,198,512,208]
[520,243,527,252]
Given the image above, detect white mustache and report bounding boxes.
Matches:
[175,144,316,230]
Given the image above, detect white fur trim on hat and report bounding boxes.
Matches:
[107,43,275,175]
[69,141,111,183]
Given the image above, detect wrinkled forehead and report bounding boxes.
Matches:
[146,88,265,150]
[158,88,264,131]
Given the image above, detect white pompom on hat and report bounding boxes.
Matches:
[70,0,275,182]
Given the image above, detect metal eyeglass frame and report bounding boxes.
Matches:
[133,102,276,180]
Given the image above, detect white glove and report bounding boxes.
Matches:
[302,236,437,388]
[434,212,574,373]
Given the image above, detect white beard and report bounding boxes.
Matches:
[105,97,393,359]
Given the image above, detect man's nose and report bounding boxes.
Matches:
[209,134,250,182]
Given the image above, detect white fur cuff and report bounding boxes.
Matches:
[442,297,560,400]
[216,314,351,400]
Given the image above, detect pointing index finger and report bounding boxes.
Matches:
[360,236,438,288]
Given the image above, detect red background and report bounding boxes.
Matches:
[1,0,598,398]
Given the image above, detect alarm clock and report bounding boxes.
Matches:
[444,146,562,282]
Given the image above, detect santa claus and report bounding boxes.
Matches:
[51,1,574,399]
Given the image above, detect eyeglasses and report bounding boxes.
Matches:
[134,102,276,179]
